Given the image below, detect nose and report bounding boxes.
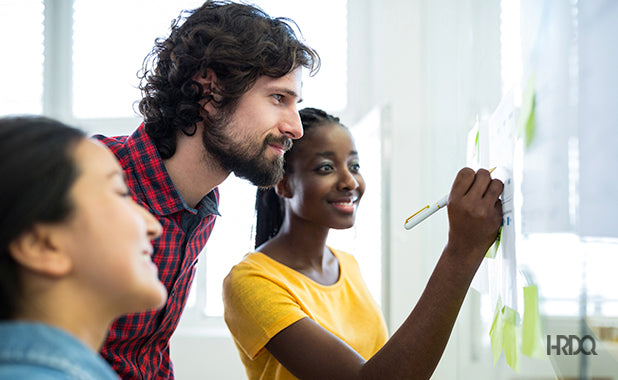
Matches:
[279,106,303,139]
[138,204,163,241]
[338,169,360,191]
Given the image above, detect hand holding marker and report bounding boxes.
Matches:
[404,167,496,230]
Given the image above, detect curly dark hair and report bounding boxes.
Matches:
[0,116,85,319]
[138,0,321,159]
[254,107,344,248]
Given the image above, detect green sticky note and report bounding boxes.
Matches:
[485,226,502,258]
[521,285,545,358]
[518,75,536,149]
[502,306,519,372]
[489,298,504,365]
[489,298,520,371]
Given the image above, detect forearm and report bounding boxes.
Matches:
[269,168,502,379]
[361,243,482,379]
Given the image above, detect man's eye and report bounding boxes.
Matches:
[273,94,283,101]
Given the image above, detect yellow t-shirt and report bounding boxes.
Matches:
[223,248,388,380]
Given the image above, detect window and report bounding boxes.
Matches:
[2,0,380,323]
[72,1,208,118]
[491,0,618,323]
[0,0,44,116]
[71,0,348,120]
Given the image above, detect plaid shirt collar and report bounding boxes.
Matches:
[125,123,220,217]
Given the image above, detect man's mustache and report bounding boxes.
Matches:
[264,134,293,152]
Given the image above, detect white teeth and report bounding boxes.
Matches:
[142,254,152,263]
[333,201,354,206]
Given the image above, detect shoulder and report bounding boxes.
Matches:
[92,133,131,166]
[222,254,308,345]
[92,133,128,152]
[223,252,301,306]
[0,323,119,380]
[223,253,275,290]
[92,124,152,168]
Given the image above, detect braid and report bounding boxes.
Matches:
[255,187,284,248]
[299,107,340,131]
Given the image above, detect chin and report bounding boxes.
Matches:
[134,286,168,313]
[332,222,355,230]
[150,285,168,310]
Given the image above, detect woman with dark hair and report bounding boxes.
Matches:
[0,116,166,379]
[223,108,504,379]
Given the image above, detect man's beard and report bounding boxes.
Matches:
[202,112,292,188]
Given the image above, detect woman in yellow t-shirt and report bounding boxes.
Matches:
[223,107,504,379]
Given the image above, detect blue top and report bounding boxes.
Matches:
[0,322,119,380]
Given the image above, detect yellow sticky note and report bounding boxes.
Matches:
[489,298,520,371]
[521,285,545,358]
[489,298,504,364]
[502,306,519,372]
[475,129,480,158]
[518,75,536,149]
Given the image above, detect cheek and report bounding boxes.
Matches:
[73,201,143,259]
[232,101,268,135]
[294,183,326,214]
[289,187,312,215]
[64,207,107,250]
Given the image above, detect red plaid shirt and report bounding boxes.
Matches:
[94,124,219,379]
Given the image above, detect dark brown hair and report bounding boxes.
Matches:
[138,0,320,159]
[0,116,85,319]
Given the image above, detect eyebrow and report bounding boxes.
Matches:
[267,86,303,103]
[315,151,358,158]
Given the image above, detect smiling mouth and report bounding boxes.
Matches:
[142,252,153,262]
[331,199,356,207]
[265,135,292,153]
[329,196,359,210]
[141,246,154,261]
[268,143,286,155]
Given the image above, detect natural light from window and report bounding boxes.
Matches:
[495,0,618,326]
[71,0,347,119]
[0,0,381,322]
[0,0,44,116]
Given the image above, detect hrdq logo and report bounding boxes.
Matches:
[546,335,598,355]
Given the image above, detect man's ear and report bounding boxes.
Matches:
[8,225,72,277]
[192,68,218,96]
[192,68,221,113]
[275,175,293,198]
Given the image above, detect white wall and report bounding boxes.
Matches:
[346,0,505,378]
[171,322,246,379]
[172,1,569,379]
[171,1,507,378]
[346,2,613,379]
